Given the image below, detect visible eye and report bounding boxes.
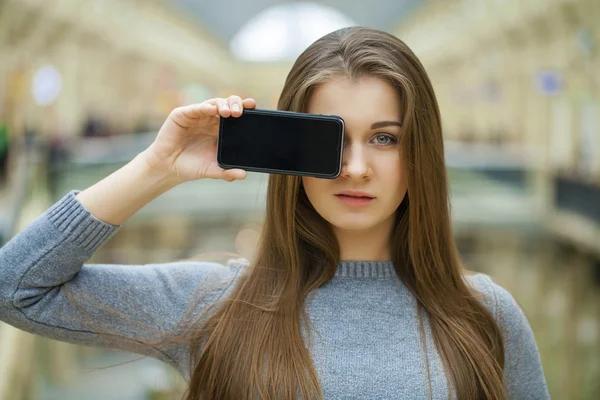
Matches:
[371,133,397,146]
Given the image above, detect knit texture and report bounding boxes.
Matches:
[0,190,550,399]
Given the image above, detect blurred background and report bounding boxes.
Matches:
[0,0,599,398]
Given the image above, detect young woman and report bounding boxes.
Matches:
[0,27,549,400]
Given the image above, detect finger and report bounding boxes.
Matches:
[203,98,218,105]
[199,99,222,120]
[228,95,243,117]
[173,103,218,126]
[197,102,218,116]
[242,98,256,109]
[206,164,246,181]
[215,98,230,117]
[223,168,247,181]
[170,104,201,128]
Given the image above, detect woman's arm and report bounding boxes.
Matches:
[0,97,254,373]
[477,274,551,400]
[0,189,246,374]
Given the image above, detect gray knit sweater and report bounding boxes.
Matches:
[0,190,550,399]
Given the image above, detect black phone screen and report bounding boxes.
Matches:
[218,109,344,178]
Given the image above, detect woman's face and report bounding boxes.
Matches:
[302,75,408,233]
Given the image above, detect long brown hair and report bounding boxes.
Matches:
[176,26,507,399]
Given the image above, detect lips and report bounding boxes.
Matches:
[335,191,375,206]
[335,191,375,199]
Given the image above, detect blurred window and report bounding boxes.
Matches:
[230,2,356,62]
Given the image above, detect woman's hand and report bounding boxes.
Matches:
[140,95,256,183]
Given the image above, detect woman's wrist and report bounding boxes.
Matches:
[133,150,183,192]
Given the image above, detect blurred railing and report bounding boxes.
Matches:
[47,134,544,232]
[444,140,541,233]
[56,133,600,265]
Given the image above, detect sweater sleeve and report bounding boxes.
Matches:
[0,190,246,374]
[473,274,551,400]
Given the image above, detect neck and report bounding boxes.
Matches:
[334,218,394,262]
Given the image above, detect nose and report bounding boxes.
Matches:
[340,143,371,179]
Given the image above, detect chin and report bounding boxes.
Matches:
[326,214,380,232]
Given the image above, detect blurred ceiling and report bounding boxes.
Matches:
[166,0,423,45]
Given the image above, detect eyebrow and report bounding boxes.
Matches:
[370,121,402,129]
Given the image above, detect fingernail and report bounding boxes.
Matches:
[231,104,240,112]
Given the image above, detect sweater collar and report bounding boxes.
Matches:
[335,260,396,279]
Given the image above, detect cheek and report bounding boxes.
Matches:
[302,178,337,218]
[302,177,324,204]
[378,153,405,185]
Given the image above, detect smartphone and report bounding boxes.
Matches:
[217,108,345,179]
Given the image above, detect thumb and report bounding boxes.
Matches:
[223,168,247,181]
